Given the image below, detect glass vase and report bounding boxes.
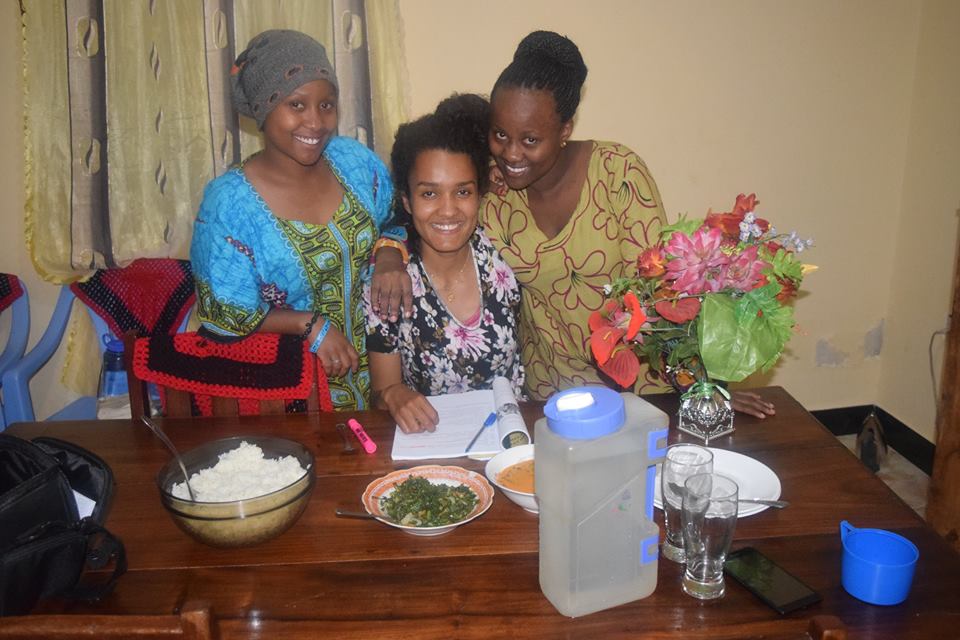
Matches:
[678,380,734,444]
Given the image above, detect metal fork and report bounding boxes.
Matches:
[336,423,357,454]
[740,498,790,509]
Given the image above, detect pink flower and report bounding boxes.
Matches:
[444,324,488,360]
[663,227,728,295]
[721,244,768,291]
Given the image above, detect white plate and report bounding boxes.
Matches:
[361,465,494,536]
[654,448,781,517]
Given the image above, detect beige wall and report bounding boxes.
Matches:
[878,0,960,441]
[3,1,958,441]
[400,0,958,442]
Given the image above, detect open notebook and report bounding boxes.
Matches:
[390,377,530,460]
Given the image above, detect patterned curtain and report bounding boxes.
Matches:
[21,0,408,395]
[22,0,407,278]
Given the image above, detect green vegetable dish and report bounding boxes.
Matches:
[379,476,479,527]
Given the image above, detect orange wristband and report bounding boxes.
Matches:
[373,238,409,264]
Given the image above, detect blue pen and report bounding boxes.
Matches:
[464,411,497,453]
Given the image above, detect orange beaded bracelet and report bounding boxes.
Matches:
[373,237,410,264]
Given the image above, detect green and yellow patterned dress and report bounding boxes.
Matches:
[480,141,668,401]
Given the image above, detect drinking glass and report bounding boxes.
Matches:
[661,444,713,563]
[681,472,739,600]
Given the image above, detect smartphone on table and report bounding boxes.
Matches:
[724,546,822,615]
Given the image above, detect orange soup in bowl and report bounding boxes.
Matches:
[497,459,534,494]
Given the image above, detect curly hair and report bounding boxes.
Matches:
[390,93,490,247]
[492,30,587,122]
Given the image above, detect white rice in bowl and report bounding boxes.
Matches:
[171,441,308,502]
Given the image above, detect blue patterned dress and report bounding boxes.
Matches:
[191,136,396,410]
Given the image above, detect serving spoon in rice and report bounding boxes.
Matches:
[141,415,196,501]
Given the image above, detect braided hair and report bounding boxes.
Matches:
[390,93,491,247]
[492,30,588,122]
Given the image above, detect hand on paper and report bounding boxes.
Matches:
[381,384,440,433]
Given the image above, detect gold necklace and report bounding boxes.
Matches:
[430,250,472,303]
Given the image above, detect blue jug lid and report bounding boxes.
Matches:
[544,386,624,440]
[103,336,124,353]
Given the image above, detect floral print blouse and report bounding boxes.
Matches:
[364,230,524,397]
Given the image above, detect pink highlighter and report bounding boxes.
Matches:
[347,418,378,454]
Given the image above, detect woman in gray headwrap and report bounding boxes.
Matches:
[190,29,402,411]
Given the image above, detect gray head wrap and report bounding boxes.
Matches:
[230,29,338,129]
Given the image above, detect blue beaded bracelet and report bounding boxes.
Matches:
[309,319,332,353]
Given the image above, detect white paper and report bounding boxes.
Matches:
[390,377,529,460]
[73,490,95,519]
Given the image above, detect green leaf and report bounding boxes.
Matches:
[698,292,795,382]
[769,248,804,282]
[660,215,702,244]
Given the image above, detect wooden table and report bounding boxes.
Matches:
[7,387,959,639]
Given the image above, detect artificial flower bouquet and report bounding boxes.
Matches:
[589,193,814,391]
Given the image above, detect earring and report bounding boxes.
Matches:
[561,141,567,148]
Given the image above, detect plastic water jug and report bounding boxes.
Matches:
[97,336,128,400]
[535,386,668,617]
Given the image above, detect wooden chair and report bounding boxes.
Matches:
[0,601,212,640]
[124,331,332,418]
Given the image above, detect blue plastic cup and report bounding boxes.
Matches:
[840,520,918,605]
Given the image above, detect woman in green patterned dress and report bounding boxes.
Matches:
[190,30,399,410]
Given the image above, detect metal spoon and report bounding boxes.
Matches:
[335,423,357,454]
[740,498,790,509]
[140,415,196,501]
[335,509,379,520]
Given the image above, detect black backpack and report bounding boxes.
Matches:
[0,433,126,616]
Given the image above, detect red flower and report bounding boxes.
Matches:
[704,193,768,240]
[775,276,798,302]
[732,193,759,216]
[623,291,647,340]
[589,292,647,365]
[598,346,640,388]
[654,296,701,323]
[637,245,666,278]
[590,327,625,366]
[704,213,743,238]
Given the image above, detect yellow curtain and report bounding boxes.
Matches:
[366,0,410,160]
[22,0,72,281]
[22,0,408,397]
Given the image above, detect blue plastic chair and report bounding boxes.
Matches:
[0,279,30,430]
[2,285,192,425]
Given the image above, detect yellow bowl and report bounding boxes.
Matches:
[157,436,314,548]
[485,444,538,513]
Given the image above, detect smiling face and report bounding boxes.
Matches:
[488,86,573,191]
[261,79,338,168]
[402,149,480,259]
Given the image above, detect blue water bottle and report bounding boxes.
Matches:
[97,336,128,401]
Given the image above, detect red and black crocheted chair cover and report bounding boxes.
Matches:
[71,258,195,338]
[0,274,24,314]
[131,332,333,416]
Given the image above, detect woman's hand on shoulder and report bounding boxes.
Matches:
[371,248,413,322]
[314,327,359,379]
[379,384,439,433]
[731,391,775,419]
[486,164,508,197]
